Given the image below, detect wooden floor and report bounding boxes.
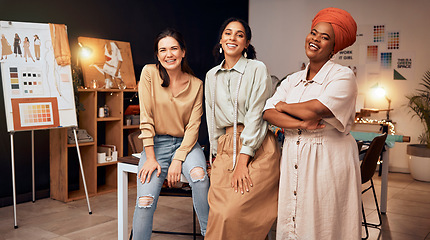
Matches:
[0,172,429,239]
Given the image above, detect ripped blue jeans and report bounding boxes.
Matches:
[132,135,209,240]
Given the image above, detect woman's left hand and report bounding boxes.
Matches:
[301,118,325,130]
[167,160,182,188]
[231,154,253,194]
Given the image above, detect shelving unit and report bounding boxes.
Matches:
[50,88,138,202]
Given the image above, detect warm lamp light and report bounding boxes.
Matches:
[370,83,392,121]
[372,86,386,98]
[78,42,93,59]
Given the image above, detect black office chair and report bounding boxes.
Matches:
[357,140,364,152]
[127,131,198,240]
[360,133,387,240]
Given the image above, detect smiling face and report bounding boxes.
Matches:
[157,36,185,72]
[305,22,335,63]
[220,21,249,59]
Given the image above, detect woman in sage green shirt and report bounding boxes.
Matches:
[204,18,280,240]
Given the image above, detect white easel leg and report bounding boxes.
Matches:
[10,132,18,228]
[73,128,92,214]
[31,130,35,203]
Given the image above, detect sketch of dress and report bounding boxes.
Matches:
[1,34,13,60]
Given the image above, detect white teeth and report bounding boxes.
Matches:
[309,43,319,49]
[166,60,175,63]
[226,44,237,48]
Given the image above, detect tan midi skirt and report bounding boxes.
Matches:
[205,125,280,240]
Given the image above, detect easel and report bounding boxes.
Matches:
[9,127,92,228]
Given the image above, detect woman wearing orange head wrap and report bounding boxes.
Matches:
[263,7,361,239]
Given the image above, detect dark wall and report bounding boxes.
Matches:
[0,0,248,206]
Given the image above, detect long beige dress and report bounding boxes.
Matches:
[264,60,362,240]
[1,37,13,56]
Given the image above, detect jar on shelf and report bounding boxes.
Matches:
[103,105,110,117]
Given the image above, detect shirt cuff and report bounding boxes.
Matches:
[173,149,187,162]
[240,145,255,157]
[141,137,154,147]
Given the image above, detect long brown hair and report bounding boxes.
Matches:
[153,28,194,87]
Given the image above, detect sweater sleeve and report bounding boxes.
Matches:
[173,81,203,162]
[138,65,156,146]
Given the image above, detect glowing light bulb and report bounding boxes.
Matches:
[372,87,386,98]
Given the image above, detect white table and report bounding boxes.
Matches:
[117,157,197,240]
[380,150,389,213]
[117,161,138,240]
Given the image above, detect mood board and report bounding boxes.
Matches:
[0,21,76,131]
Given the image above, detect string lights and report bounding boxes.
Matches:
[355,118,395,134]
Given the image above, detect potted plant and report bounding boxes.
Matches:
[71,63,85,119]
[406,70,430,182]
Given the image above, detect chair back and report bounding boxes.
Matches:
[357,140,364,152]
[361,133,387,184]
[128,131,143,154]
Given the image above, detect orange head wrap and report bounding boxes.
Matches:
[311,7,357,54]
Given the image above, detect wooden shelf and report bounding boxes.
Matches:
[77,88,95,92]
[50,89,135,202]
[97,185,117,194]
[97,161,118,167]
[123,125,139,129]
[67,141,95,148]
[123,88,138,92]
[97,117,121,122]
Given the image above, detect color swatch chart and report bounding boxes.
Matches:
[381,52,392,69]
[19,102,53,127]
[367,46,378,62]
[8,66,44,97]
[373,25,385,43]
[388,32,400,49]
[22,69,44,96]
[9,67,19,96]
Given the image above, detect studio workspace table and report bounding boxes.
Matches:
[117,156,138,240]
[117,155,197,240]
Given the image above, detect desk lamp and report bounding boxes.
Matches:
[371,83,392,121]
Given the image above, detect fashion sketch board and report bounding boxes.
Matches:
[0,21,77,132]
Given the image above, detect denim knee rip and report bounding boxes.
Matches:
[138,194,154,208]
[189,166,207,182]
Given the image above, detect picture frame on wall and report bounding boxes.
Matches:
[77,36,136,89]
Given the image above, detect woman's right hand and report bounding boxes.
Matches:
[138,158,161,184]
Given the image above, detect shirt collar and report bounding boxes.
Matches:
[215,56,248,75]
[294,60,336,86]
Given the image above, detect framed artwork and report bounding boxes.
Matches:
[11,97,59,131]
[77,36,136,89]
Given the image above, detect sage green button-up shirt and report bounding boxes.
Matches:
[205,56,272,157]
